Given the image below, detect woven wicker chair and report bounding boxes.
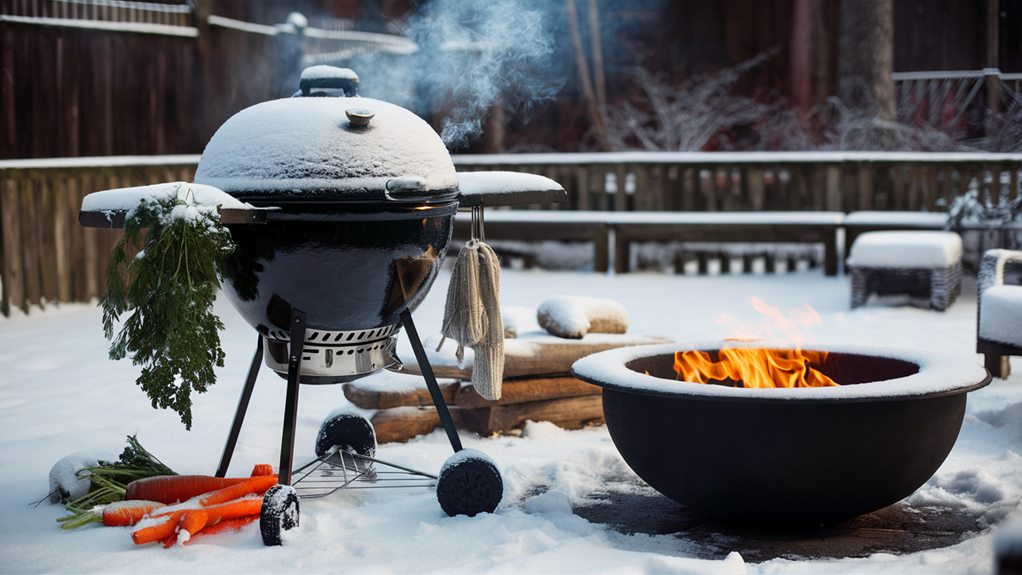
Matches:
[977,249,1022,379]
[847,231,963,312]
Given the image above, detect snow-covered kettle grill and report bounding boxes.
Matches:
[80,66,566,545]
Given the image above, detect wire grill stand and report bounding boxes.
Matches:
[289,445,438,499]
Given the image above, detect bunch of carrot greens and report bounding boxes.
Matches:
[56,435,176,529]
[101,188,234,429]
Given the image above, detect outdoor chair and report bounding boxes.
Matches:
[847,231,963,311]
[977,249,1022,379]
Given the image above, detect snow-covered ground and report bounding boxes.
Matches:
[1,268,1020,574]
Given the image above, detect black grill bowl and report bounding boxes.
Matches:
[218,202,456,335]
[571,343,991,525]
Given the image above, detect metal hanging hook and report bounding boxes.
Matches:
[471,205,486,242]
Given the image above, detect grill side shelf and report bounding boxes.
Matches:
[456,187,567,208]
[79,206,275,229]
[455,171,566,208]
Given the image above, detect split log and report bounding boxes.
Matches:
[454,376,600,408]
[371,407,444,444]
[369,395,605,444]
[343,378,457,410]
[457,395,604,436]
[399,334,670,380]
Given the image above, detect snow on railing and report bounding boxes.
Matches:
[892,68,1022,133]
[1,152,1021,316]
[1,0,193,28]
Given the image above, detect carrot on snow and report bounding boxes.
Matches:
[202,497,263,522]
[125,475,250,504]
[197,475,278,507]
[162,510,208,548]
[250,464,274,477]
[185,516,258,544]
[131,510,185,545]
[124,466,275,504]
[132,496,264,546]
[102,500,165,527]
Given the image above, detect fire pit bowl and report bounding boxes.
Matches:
[571,342,990,525]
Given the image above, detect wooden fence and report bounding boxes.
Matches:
[2,152,1022,315]
[0,156,196,315]
[455,152,1022,213]
[0,2,417,159]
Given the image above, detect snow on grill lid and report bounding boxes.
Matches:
[194,96,458,201]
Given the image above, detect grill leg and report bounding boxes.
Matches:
[400,310,463,453]
[215,336,264,477]
[278,309,307,485]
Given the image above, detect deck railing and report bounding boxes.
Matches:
[0,0,194,27]
[455,152,1022,213]
[2,152,1021,315]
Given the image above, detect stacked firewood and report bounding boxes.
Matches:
[343,301,667,443]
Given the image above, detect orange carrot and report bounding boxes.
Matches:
[197,475,278,507]
[202,497,263,522]
[157,500,260,547]
[162,510,208,548]
[184,516,258,544]
[179,510,208,537]
[125,475,253,504]
[250,464,273,477]
[140,495,263,527]
[101,500,165,527]
[131,510,185,545]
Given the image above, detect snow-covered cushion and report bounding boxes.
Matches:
[980,285,1022,347]
[847,231,962,268]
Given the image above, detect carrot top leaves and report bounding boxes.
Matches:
[58,436,177,529]
[101,189,234,429]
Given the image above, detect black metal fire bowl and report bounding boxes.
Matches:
[571,342,991,525]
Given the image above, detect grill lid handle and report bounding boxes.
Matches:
[296,66,359,97]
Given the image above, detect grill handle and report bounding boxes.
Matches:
[296,66,359,97]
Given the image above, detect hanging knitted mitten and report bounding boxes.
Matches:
[437,239,504,400]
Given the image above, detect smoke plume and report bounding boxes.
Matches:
[351,0,562,148]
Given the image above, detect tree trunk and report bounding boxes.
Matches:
[838,0,895,123]
[565,0,611,151]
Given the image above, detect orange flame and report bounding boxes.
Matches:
[673,297,838,388]
[674,348,838,388]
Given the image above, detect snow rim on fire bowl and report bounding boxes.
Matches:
[570,341,991,403]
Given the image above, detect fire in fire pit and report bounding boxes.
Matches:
[673,347,839,388]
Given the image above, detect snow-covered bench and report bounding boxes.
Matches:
[847,231,963,311]
[977,249,1022,379]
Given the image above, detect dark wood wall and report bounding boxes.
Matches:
[3,0,1021,159]
[1,23,201,158]
[894,0,1022,72]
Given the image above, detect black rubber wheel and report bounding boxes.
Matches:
[436,454,503,517]
[315,412,376,458]
[260,485,300,546]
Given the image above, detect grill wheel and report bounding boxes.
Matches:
[436,456,503,517]
[260,485,300,546]
[315,412,377,458]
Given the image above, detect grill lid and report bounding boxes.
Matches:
[195,66,458,205]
